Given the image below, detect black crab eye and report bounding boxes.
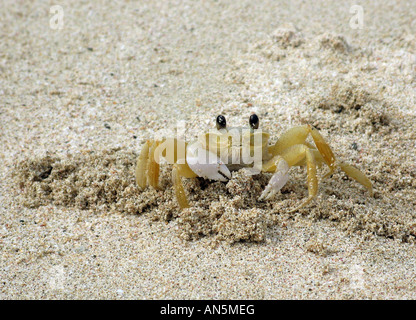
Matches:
[216,115,226,130]
[249,114,259,129]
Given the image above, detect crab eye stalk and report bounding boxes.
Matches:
[216,115,227,130]
[249,114,259,129]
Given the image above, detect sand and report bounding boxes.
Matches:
[1,0,416,299]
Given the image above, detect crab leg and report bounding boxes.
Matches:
[291,148,324,168]
[172,164,190,209]
[136,140,150,190]
[283,145,318,212]
[135,140,161,190]
[147,140,160,189]
[259,156,290,201]
[271,125,311,155]
[339,163,373,196]
[137,138,204,209]
[308,125,336,175]
[261,144,318,211]
[308,127,373,195]
[271,125,335,172]
[270,125,372,195]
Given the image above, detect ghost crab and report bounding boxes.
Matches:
[136,114,373,211]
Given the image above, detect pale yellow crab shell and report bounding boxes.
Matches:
[198,127,270,164]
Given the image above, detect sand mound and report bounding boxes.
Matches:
[309,81,393,134]
[13,149,150,214]
[13,150,276,243]
[13,144,416,244]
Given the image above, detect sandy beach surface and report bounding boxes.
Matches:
[1,0,416,299]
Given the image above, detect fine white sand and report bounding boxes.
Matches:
[1,0,416,299]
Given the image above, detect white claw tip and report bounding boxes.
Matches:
[186,142,231,181]
[259,158,290,201]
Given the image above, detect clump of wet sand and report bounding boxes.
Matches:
[14,149,152,215]
[13,135,416,244]
[13,151,276,243]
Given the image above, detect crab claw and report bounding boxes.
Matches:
[259,158,290,201]
[186,142,231,181]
